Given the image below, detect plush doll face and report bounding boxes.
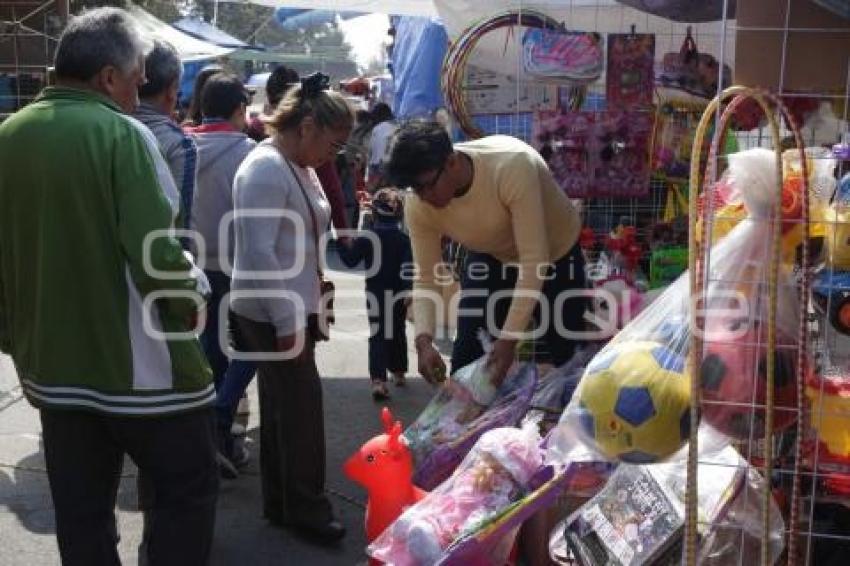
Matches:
[471,453,515,493]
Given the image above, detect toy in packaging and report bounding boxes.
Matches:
[812,269,850,336]
[562,464,685,565]
[534,110,653,198]
[405,353,538,491]
[526,344,604,430]
[522,28,603,85]
[824,173,850,271]
[368,426,544,566]
[649,246,688,289]
[652,102,702,180]
[657,28,732,99]
[552,439,785,566]
[606,33,655,108]
[833,133,850,161]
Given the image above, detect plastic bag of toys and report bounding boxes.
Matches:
[523,344,604,433]
[368,425,544,566]
[551,148,803,466]
[548,430,786,566]
[698,146,834,256]
[405,346,538,491]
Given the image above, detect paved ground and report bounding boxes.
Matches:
[0,255,447,565]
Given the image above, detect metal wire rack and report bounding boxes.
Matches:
[0,0,63,123]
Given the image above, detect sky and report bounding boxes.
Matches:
[338,13,391,71]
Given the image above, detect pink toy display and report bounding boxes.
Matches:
[344,408,427,548]
[368,426,544,566]
[700,317,799,439]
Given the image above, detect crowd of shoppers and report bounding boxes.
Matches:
[0,6,588,565]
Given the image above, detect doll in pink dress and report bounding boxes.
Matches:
[369,426,543,565]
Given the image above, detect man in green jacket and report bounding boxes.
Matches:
[0,8,218,565]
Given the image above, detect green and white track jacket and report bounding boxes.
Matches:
[0,87,214,415]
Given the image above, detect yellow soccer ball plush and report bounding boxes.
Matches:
[577,341,692,463]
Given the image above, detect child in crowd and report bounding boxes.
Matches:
[339,188,413,400]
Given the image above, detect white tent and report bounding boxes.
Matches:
[219,0,437,17]
[127,4,234,62]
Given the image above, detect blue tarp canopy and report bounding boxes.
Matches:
[390,15,447,119]
[172,17,261,50]
[273,9,364,30]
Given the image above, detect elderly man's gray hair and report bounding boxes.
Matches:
[139,40,182,98]
[54,7,149,81]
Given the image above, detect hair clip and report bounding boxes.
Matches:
[300,72,330,98]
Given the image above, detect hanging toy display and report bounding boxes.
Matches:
[441,9,592,139]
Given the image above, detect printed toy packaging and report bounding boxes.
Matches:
[368,426,544,566]
[405,356,537,490]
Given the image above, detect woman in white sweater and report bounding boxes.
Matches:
[230,72,352,545]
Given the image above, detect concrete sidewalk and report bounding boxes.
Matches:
[0,259,441,565]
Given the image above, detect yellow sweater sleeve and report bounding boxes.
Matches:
[498,154,550,337]
[406,199,443,339]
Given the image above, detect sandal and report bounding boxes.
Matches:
[371,380,390,400]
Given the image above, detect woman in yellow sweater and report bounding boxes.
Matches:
[386,121,586,387]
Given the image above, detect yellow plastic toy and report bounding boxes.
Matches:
[806,373,850,458]
[824,204,850,270]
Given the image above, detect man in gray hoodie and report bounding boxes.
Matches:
[134,39,197,230]
[186,73,257,475]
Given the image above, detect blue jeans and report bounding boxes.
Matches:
[199,270,256,432]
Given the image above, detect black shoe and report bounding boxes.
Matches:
[371,380,390,401]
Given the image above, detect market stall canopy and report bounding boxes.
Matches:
[273,8,365,30]
[127,4,234,62]
[173,17,260,50]
[219,0,438,18]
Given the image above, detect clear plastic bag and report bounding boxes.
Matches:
[548,433,785,566]
[551,148,802,464]
[405,358,538,491]
[526,344,604,428]
[368,425,544,566]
